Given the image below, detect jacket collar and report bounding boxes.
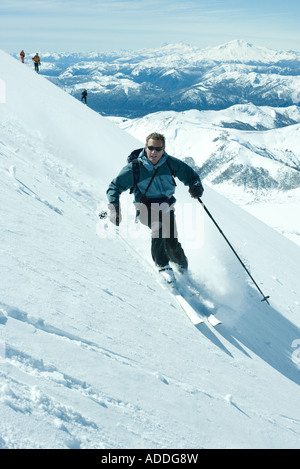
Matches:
[139,149,169,171]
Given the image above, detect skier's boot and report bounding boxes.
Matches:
[158,264,176,285]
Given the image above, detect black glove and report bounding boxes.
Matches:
[108,203,121,226]
[189,183,204,199]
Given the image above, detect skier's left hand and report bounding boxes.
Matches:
[108,203,121,226]
[189,183,204,199]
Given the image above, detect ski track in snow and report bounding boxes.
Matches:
[0,299,232,449]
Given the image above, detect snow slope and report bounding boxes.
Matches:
[1,50,300,449]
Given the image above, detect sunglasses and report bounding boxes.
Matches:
[147,145,164,152]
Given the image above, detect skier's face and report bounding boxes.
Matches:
[145,139,165,165]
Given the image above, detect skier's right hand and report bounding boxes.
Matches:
[108,203,121,226]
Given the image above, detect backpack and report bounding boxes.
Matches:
[127,148,176,194]
[127,148,141,193]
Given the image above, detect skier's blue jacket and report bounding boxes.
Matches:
[106,148,203,206]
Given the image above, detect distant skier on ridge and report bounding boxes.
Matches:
[81,89,87,104]
[106,132,204,282]
[32,53,41,73]
[20,50,25,63]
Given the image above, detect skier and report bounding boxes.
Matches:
[81,89,87,104]
[20,50,25,63]
[106,132,204,282]
[32,53,41,73]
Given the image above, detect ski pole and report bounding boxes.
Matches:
[197,198,270,305]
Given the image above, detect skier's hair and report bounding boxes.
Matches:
[146,132,165,147]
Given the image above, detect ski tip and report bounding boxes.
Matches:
[207,314,222,326]
[194,318,205,326]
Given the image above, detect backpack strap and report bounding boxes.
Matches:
[127,148,143,194]
[166,159,177,186]
[141,166,160,201]
[129,159,160,199]
[129,159,140,194]
[128,150,176,194]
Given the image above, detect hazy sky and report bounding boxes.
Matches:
[1,0,300,53]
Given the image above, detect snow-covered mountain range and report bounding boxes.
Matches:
[1,49,300,449]
[15,40,300,118]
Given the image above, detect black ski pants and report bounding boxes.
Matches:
[136,202,188,269]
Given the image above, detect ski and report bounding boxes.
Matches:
[175,275,222,327]
[157,268,222,327]
[174,287,220,326]
[157,273,203,325]
[174,292,204,325]
[205,313,221,327]
[175,280,222,327]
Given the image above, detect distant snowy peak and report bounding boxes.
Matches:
[198,40,300,63]
[123,39,300,64]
